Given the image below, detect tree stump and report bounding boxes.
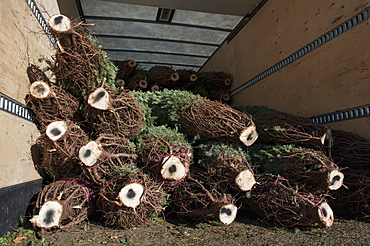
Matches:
[78,134,137,184]
[30,178,96,235]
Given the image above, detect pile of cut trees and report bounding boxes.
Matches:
[115,60,232,103]
[25,15,370,236]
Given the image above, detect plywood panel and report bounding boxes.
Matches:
[202,0,369,91]
[232,21,370,117]
[202,0,370,138]
[0,0,58,102]
[0,111,41,188]
[0,0,59,188]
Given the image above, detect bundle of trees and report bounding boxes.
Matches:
[24,14,370,236]
[115,61,232,103]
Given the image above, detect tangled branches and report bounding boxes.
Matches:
[30,178,96,236]
[97,171,167,228]
[79,134,137,184]
[84,87,144,138]
[25,81,79,131]
[181,98,258,146]
[243,175,334,228]
[235,105,331,148]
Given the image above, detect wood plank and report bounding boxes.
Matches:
[232,21,370,117]
[202,0,369,89]
[201,0,370,138]
[232,20,370,138]
[0,0,58,102]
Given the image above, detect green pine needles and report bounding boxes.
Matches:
[129,89,203,128]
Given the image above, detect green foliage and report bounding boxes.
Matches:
[196,141,250,163]
[135,125,190,154]
[273,125,287,132]
[0,227,52,246]
[129,89,203,128]
[89,36,118,88]
[114,165,141,176]
[248,144,326,176]
[128,90,157,131]
[248,144,298,174]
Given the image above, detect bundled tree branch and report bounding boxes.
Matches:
[249,144,344,192]
[235,105,331,148]
[97,171,168,228]
[30,178,96,236]
[242,175,334,228]
[78,134,137,184]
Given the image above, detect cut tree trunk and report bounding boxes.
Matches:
[235,105,332,148]
[242,175,334,228]
[208,88,231,103]
[180,98,258,146]
[97,171,167,229]
[78,134,137,184]
[30,178,96,236]
[195,143,256,192]
[128,77,148,91]
[328,169,370,219]
[48,15,105,101]
[168,176,238,225]
[116,59,138,79]
[147,66,179,88]
[249,144,344,192]
[197,71,232,89]
[25,81,79,131]
[137,126,192,182]
[84,87,144,138]
[35,120,88,181]
[176,69,197,90]
[139,137,191,182]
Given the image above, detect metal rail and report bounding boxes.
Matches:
[25,0,57,48]
[0,93,34,122]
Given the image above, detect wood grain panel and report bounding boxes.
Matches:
[0,0,58,102]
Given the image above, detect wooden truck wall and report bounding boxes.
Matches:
[0,0,59,235]
[201,0,370,139]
